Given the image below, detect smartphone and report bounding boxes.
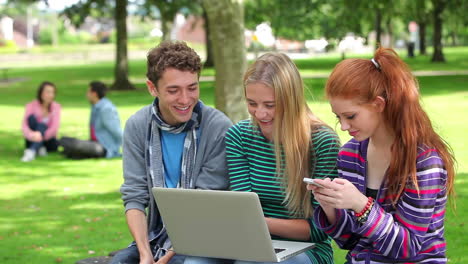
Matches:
[303,178,325,188]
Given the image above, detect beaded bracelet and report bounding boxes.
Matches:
[355,196,374,217]
[357,200,374,223]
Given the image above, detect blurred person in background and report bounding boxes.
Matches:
[21,81,61,162]
[60,81,122,159]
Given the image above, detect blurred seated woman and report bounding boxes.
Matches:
[21,81,61,162]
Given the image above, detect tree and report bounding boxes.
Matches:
[112,0,134,90]
[431,0,446,62]
[362,0,394,50]
[202,8,214,67]
[445,0,468,46]
[141,0,200,41]
[62,0,135,89]
[244,0,324,41]
[407,0,432,55]
[202,0,248,122]
[143,0,177,40]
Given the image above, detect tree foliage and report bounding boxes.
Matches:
[139,0,200,40]
[61,0,134,89]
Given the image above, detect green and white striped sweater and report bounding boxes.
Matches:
[226,120,340,264]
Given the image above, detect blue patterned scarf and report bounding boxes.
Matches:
[146,97,202,189]
[145,98,202,260]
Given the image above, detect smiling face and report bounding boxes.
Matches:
[330,97,385,141]
[147,68,199,126]
[245,82,276,140]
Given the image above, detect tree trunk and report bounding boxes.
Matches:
[375,8,382,50]
[202,0,248,123]
[202,9,214,68]
[386,17,393,48]
[419,22,427,55]
[431,0,446,62]
[450,31,457,46]
[161,12,173,41]
[112,0,134,90]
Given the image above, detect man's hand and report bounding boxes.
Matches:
[155,251,175,264]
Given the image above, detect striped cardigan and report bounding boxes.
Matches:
[313,138,448,263]
[226,120,341,263]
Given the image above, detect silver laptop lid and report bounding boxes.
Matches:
[152,188,278,262]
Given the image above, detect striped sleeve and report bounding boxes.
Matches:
[353,149,448,258]
[309,127,342,229]
[225,122,252,192]
[313,195,360,248]
[313,148,362,248]
[310,126,340,180]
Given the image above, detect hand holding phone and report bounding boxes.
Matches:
[303,178,325,188]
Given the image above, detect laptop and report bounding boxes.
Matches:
[152,188,315,262]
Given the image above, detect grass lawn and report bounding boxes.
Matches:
[0,50,467,263]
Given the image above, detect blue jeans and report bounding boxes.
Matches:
[110,245,186,264]
[25,114,59,152]
[184,252,312,264]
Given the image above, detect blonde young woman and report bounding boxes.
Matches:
[224,52,340,264]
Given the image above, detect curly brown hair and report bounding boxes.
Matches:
[146,41,202,86]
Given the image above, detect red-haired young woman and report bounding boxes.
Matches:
[306,48,455,264]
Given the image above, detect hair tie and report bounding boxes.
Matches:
[371,58,381,71]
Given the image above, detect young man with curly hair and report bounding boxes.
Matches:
[111,41,233,264]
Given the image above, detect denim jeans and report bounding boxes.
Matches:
[110,244,186,264]
[25,114,59,152]
[183,252,312,264]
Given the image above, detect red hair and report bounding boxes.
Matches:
[326,48,455,205]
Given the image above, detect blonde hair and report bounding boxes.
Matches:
[244,52,325,217]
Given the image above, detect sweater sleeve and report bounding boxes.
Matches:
[311,127,340,180]
[193,114,232,190]
[226,123,252,192]
[22,102,35,140]
[314,207,359,249]
[44,102,61,140]
[313,153,361,249]
[352,149,447,258]
[120,112,150,213]
[309,127,341,242]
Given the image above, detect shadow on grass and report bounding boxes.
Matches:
[0,189,130,264]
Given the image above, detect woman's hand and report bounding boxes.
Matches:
[31,131,43,142]
[309,178,368,213]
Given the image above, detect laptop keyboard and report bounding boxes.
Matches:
[274,248,286,253]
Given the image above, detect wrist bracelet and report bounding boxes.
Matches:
[357,200,374,223]
[355,197,373,217]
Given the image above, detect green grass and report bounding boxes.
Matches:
[0,50,467,263]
